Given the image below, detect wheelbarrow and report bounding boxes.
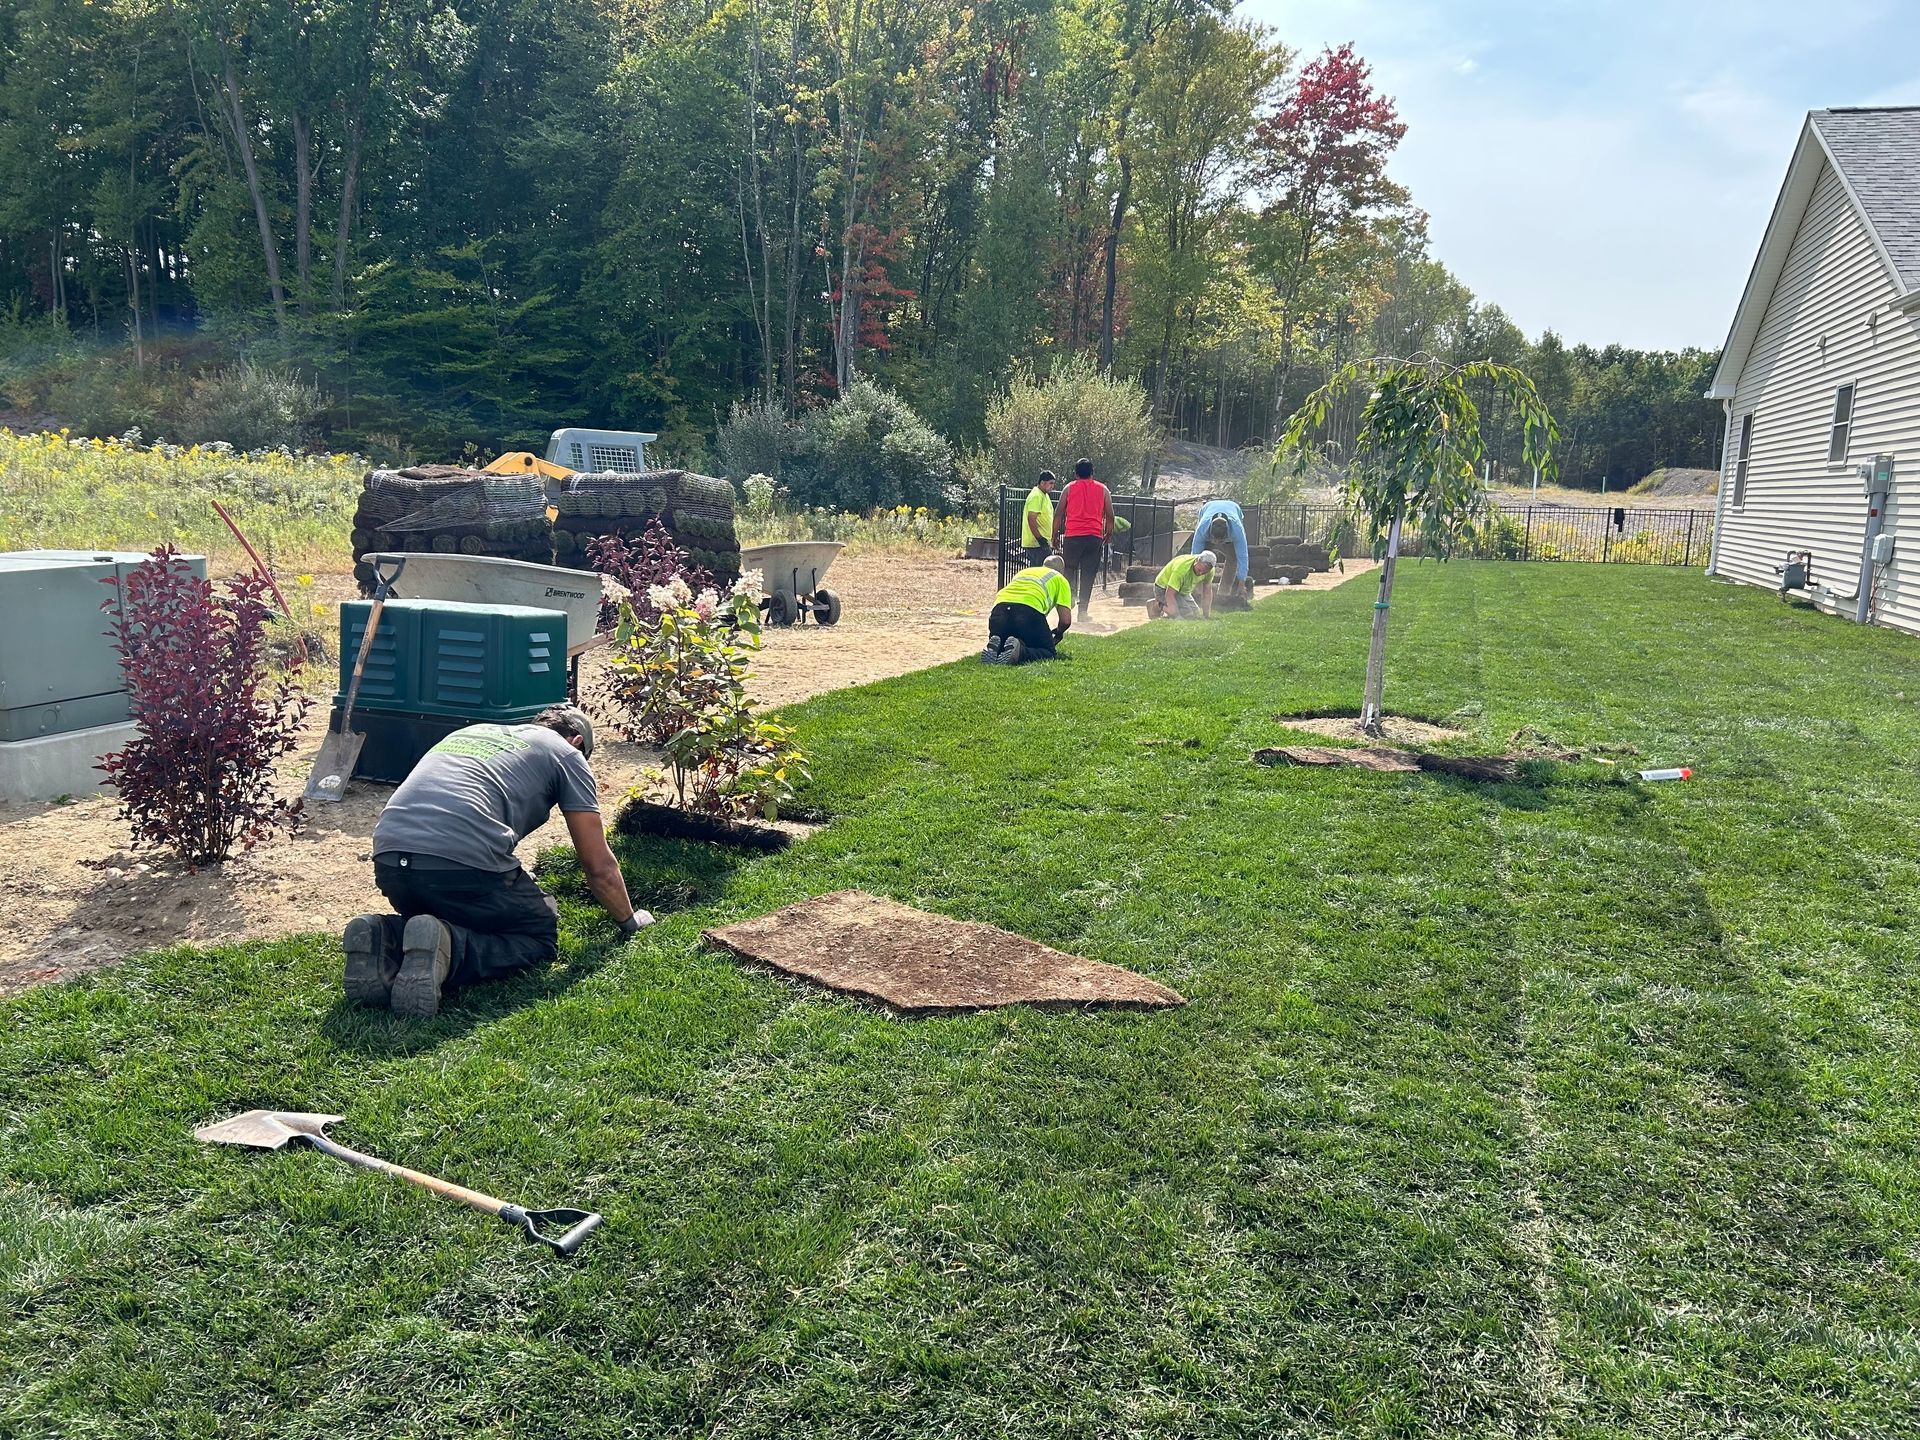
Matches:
[741,541,845,628]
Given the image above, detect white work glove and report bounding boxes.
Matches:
[618,910,656,938]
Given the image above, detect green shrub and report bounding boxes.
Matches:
[785,381,953,513]
[716,397,801,482]
[983,354,1158,494]
[178,362,328,450]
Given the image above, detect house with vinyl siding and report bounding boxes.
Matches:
[1707,107,1920,634]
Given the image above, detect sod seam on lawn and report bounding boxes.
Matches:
[6,563,1920,1438]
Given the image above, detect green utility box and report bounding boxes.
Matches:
[0,549,208,741]
[334,599,567,721]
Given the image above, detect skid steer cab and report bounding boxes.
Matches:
[545,428,658,475]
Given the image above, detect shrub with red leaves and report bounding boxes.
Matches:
[585,522,714,632]
[98,547,312,867]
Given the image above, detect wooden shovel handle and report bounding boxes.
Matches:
[306,1132,508,1217]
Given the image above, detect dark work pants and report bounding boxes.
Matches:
[1060,534,1103,611]
[988,601,1059,661]
[374,856,559,986]
[1020,543,1050,567]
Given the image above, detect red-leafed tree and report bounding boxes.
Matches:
[1252,44,1410,430]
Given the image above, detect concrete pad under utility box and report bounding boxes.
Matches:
[0,720,134,801]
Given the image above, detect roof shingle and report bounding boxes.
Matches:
[1812,107,1920,294]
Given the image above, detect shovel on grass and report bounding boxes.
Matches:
[195,1109,603,1256]
[305,555,404,803]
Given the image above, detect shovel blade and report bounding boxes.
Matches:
[194,1110,343,1150]
[303,730,366,804]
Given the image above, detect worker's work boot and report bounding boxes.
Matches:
[391,915,454,1019]
[998,637,1026,666]
[341,915,399,1006]
[980,636,1004,663]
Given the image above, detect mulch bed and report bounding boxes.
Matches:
[703,890,1187,1017]
[616,798,791,851]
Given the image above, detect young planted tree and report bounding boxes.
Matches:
[1277,355,1556,734]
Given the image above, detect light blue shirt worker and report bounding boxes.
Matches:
[1192,500,1249,583]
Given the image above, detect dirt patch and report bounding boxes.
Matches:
[1275,714,1466,745]
[703,889,1185,1015]
[1254,745,1524,783]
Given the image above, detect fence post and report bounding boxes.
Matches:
[997,485,1012,588]
[1683,511,1695,568]
[1603,524,1612,563]
[1523,507,1533,562]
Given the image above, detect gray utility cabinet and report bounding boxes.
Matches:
[0,550,208,741]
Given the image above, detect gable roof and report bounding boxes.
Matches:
[1707,107,1920,399]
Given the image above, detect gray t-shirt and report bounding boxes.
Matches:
[373,723,599,872]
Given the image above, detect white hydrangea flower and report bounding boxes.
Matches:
[645,583,678,612]
[735,569,764,601]
[667,575,693,607]
[693,588,720,622]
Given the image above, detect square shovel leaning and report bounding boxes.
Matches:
[195,1109,602,1257]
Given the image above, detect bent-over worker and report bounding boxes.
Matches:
[1193,499,1251,600]
[983,554,1073,664]
[1151,549,1217,620]
[344,705,652,1018]
[1020,471,1057,565]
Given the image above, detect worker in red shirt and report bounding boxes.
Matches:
[1051,457,1114,623]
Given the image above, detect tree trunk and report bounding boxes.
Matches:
[331,0,382,313]
[220,52,286,327]
[1097,149,1131,373]
[1360,506,1403,735]
[293,111,313,316]
[126,246,144,368]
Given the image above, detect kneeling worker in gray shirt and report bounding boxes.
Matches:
[345,705,652,1017]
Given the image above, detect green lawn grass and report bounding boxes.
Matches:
[6,563,1920,1438]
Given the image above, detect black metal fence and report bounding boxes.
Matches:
[996,490,1715,577]
[1245,502,1714,566]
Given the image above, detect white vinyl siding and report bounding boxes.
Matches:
[1711,160,1920,636]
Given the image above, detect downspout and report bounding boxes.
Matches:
[1706,396,1733,575]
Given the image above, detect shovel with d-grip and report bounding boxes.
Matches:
[306,554,405,803]
[195,1110,603,1256]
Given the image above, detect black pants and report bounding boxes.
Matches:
[988,601,1059,660]
[1060,534,1103,612]
[1020,543,1050,567]
[374,856,559,987]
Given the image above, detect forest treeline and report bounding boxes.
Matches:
[0,0,1721,486]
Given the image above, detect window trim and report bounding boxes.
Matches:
[1827,382,1856,466]
[1733,411,1754,508]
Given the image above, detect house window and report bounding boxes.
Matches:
[1734,412,1754,507]
[1828,383,1856,464]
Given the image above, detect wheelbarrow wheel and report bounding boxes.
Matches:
[814,588,842,626]
[767,589,797,627]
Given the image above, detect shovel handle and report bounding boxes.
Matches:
[340,558,405,732]
[305,1132,510,1217]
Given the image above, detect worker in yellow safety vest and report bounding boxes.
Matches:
[1150,549,1217,620]
[983,554,1073,665]
[1020,471,1057,564]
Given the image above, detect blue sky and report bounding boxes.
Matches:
[1243,0,1920,351]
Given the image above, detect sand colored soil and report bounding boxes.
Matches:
[1274,713,1465,746]
[0,554,1372,994]
[704,889,1185,1015]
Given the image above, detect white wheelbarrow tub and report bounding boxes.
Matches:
[740,541,846,628]
[364,552,602,656]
